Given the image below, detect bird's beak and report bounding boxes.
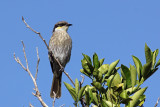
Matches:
[67,24,72,26]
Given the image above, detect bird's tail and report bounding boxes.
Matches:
[50,73,62,98]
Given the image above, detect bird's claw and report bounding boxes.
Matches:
[59,67,64,72]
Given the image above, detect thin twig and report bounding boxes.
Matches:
[52,92,56,107]
[35,47,40,81]
[22,16,49,50]
[64,71,75,86]
[80,75,85,86]
[14,41,48,107]
[14,53,27,71]
[22,16,75,86]
[79,75,85,107]
[155,97,160,107]
[29,103,34,107]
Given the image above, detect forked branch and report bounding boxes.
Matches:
[14,41,48,107]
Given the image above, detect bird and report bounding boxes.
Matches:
[48,21,72,98]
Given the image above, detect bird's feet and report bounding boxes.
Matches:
[59,67,64,72]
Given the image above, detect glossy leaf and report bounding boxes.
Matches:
[93,53,100,69]
[126,87,141,95]
[132,55,142,81]
[107,59,120,76]
[102,99,116,107]
[64,82,77,102]
[85,89,90,106]
[81,59,91,74]
[75,78,79,96]
[82,53,92,65]
[99,58,105,66]
[144,67,158,80]
[152,49,159,68]
[78,86,86,101]
[138,95,146,106]
[98,64,109,74]
[98,72,103,81]
[120,90,129,99]
[130,64,137,88]
[129,87,147,107]
[141,61,152,80]
[145,43,152,63]
[121,64,132,88]
[91,81,102,90]
[80,69,90,77]
[89,88,93,104]
[106,75,114,88]
[111,72,121,87]
[93,92,99,105]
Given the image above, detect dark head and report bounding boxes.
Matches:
[53,21,72,32]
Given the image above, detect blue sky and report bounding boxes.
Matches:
[1,0,160,107]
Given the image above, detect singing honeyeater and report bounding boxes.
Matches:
[48,21,72,98]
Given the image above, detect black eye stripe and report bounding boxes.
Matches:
[59,23,65,26]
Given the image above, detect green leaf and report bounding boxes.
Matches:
[106,75,115,88]
[93,53,100,69]
[130,64,137,88]
[82,53,92,64]
[121,68,127,89]
[98,72,103,82]
[98,64,109,74]
[93,92,99,105]
[102,99,116,107]
[120,90,129,99]
[152,49,159,68]
[91,81,102,90]
[64,82,77,102]
[111,72,121,87]
[126,86,141,95]
[85,88,90,106]
[75,78,79,96]
[144,67,158,80]
[145,43,152,63]
[107,59,120,76]
[89,88,93,104]
[78,86,86,101]
[99,58,105,66]
[132,56,142,81]
[80,69,90,77]
[121,64,132,88]
[155,59,160,68]
[81,59,91,74]
[138,95,146,106]
[142,61,152,80]
[129,87,147,107]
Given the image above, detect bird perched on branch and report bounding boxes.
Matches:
[48,21,72,98]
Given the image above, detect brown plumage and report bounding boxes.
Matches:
[48,21,72,98]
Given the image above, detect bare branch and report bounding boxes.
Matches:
[22,16,75,86]
[79,75,85,107]
[14,41,48,107]
[80,75,85,86]
[29,103,34,107]
[22,16,49,50]
[21,41,29,70]
[52,92,56,107]
[35,47,40,81]
[64,71,75,86]
[155,97,160,107]
[14,53,27,71]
